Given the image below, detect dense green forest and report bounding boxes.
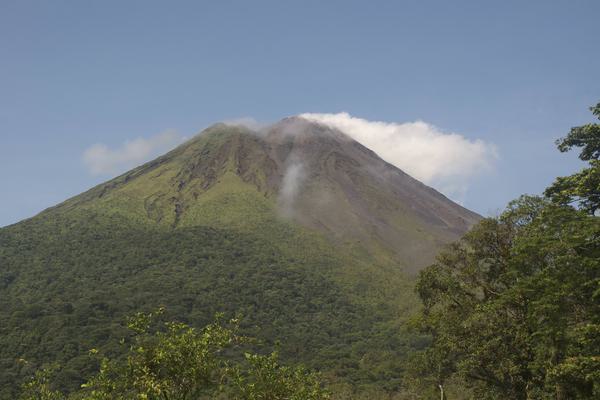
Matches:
[0,210,421,398]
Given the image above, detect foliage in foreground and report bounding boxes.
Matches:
[411,103,600,399]
[20,309,328,400]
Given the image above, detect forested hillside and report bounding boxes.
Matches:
[0,201,426,398]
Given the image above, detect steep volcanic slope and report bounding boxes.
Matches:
[52,117,479,272]
[265,117,480,272]
[0,118,479,397]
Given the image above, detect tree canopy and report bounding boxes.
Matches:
[20,309,329,400]
[545,102,600,214]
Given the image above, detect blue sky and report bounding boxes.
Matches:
[1,0,599,227]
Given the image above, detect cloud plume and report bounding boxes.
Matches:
[83,130,185,175]
[278,162,306,217]
[300,112,497,201]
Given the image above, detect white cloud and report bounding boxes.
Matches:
[299,112,498,201]
[83,130,185,175]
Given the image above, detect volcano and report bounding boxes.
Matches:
[0,117,479,397]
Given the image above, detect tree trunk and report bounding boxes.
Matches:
[556,383,566,400]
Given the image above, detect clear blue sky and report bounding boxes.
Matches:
[1,0,599,227]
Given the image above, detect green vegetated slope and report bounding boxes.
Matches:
[0,121,477,398]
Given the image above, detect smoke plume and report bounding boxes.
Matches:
[278,162,306,218]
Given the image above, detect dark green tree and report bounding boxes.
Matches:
[545,102,600,214]
[413,102,600,399]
